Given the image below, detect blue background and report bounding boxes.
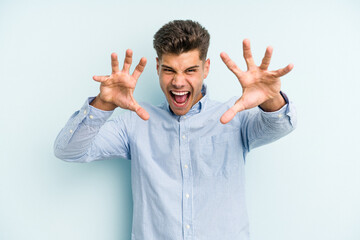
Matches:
[1,0,359,239]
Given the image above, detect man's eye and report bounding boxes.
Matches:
[186,69,196,73]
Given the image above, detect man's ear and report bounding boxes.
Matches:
[203,58,210,79]
[156,57,160,75]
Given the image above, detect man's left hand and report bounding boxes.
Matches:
[220,39,293,124]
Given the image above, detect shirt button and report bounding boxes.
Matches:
[89,115,94,119]
[184,164,188,169]
[278,113,283,118]
[69,129,73,133]
[186,193,190,198]
[84,110,87,114]
[186,224,190,229]
[182,135,186,139]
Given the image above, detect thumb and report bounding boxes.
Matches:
[135,105,150,121]
[220,98,246,124]
[130,101,150,121]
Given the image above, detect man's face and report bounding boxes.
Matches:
[156,50,210,116]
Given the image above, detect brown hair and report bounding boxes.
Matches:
[153,20,210,60]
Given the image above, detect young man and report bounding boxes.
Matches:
[54,20,296,240]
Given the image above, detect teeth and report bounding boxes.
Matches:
[171,91,189,96]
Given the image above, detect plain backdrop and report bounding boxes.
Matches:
[1,0,359,239]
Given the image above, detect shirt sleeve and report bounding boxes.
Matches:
[240,92,297,154]
[53,97,132,163]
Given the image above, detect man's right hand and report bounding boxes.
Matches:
[91,49,150,120]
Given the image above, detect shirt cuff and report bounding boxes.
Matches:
[81,97,114,126]
[258,101,288,120]
[280,91,289,104]
[257,91,296,126]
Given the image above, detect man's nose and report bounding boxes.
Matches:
[172,73,186,88]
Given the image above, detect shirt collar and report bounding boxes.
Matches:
[164,84,208,118]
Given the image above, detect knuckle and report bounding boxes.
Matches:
[136,65,144,72]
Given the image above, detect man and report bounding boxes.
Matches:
[54,20,296,240]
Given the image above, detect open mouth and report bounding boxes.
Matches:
[170,91,190,107]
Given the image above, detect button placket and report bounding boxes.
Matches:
[179,118,193,238]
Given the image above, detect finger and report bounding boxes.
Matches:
[122,49,133,73]
[93,75,110,83]
[129,101,150,121]
[111,53,120,73]
[135,105,150,121]
[220,99,246,124]
[220,52,243,77]
[272,63,294,78]
[260,46,273,70]
[243,39,256,69]
[132,57,147,80]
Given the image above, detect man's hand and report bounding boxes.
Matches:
[220,39,293,124]
[91,49,149,120]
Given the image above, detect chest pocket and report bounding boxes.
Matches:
[198,131,242,177]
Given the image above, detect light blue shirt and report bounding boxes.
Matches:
[54,85,296,240]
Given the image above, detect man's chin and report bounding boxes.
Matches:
[169,104,189,116]
[169,102,191,116]
[168,96,192,116]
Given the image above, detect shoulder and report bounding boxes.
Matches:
[203,96,240,116]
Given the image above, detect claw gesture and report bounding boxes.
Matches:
[220,39,293,124]
[92,49,149,120]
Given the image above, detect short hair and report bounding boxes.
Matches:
[153,20,210,60]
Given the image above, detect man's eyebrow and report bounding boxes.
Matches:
[185,65,200,70]
[161,64,174,69]
[161,64,200,71]
[161,65,200,70]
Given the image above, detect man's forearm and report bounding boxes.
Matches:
[54,97,114,162]
[242,96,296,152]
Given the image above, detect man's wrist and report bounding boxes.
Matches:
[90,95,117,111]
[259,92,287,112]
